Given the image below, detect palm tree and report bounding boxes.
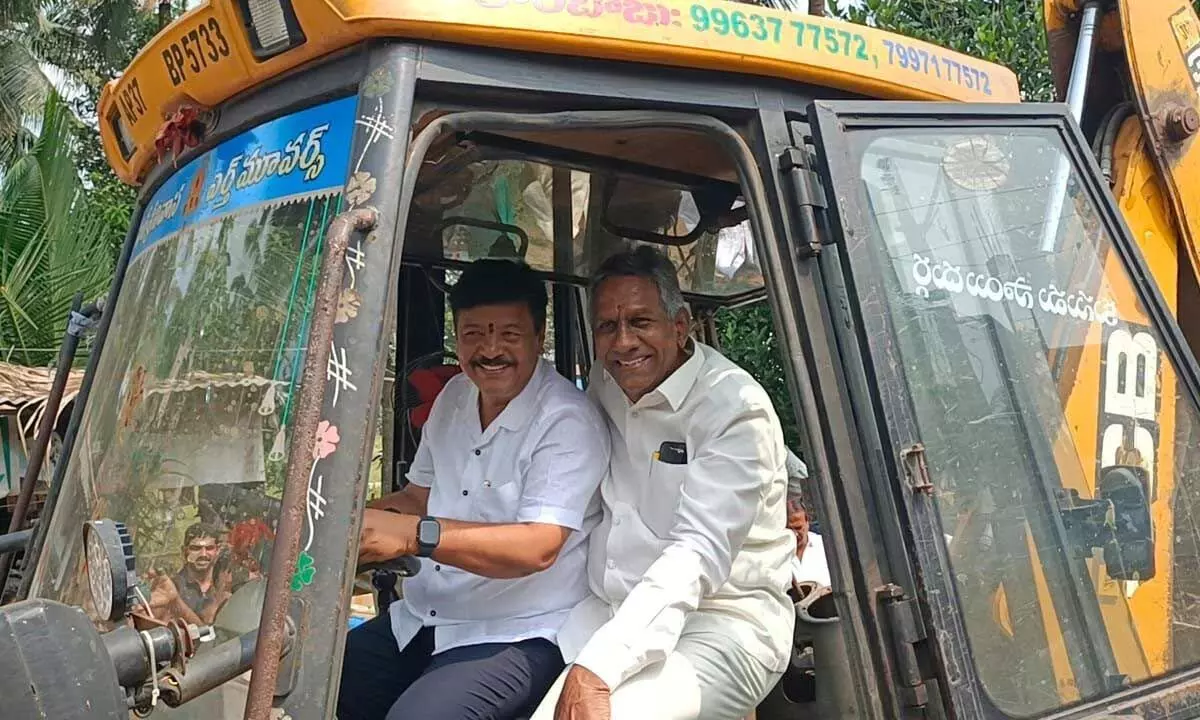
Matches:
[0,90,113,366]
[0,2,164,365]
[0,1,149,165]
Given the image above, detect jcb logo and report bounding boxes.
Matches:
[1188,46,1200,89]
[1098,325,1160,500]
[1170,7,1200,93]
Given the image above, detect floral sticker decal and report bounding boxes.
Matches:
[362,66,394,98]
[314,420,340,460]
[344,171,376,207]
[291,551,316,592]
[336,288,362,324]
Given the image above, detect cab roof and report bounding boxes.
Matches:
[98,0,1020,185]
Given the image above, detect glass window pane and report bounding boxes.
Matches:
[410,158,763,298]
[30,96,357,719]
[844,125,1200,716]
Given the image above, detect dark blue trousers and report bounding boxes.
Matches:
[337,611,564,720]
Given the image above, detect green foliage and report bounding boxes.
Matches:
[0,2,162,364]
[715,302,802,450]
[0,1,148,162]
[0,91,113,366]
[827,0,1055,101]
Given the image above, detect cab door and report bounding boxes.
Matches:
[805,101,1200,719]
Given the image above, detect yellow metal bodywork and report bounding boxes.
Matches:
[1119,0,1200,291]
[97,0,1018,185]
[1040,0,1200,690]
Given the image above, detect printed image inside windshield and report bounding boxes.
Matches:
[28,95,356,718]
[846,126,1200,717]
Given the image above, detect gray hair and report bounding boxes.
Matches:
[590,246,688,319]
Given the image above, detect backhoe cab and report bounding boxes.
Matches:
[2,1,1200,719]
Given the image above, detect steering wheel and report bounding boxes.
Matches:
[356,556,422,577]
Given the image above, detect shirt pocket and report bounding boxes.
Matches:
[470,477,523,523]
[639,462,688,538]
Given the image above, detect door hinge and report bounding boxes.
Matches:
[901,443,934,495]
[878,584,930,710]
[779,146,829,259]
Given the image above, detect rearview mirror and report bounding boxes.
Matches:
[600,177,740,246]
[1059,465,1155,582]
[1098,465,1155,582]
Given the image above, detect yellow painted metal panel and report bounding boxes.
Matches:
[98,0,1019,184]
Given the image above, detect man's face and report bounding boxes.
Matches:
[456,301,544,406]
[787,499,810,557]
[184,535,218,573]
[592,276,689,403]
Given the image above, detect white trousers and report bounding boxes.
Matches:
[530,631,782,720]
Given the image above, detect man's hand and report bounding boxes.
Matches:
[554,665,611,720]
[359,509,418,563]
[145,568,180,619]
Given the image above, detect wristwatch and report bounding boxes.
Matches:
[416,516,441,558]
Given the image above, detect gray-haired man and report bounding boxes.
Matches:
[533,246,795,720]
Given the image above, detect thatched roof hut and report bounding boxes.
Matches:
[0,361,85,501]
[0,361,85,425]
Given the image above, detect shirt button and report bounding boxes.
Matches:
[430,610,437,617]
[631,411,639,418]
[606,559,615,569]
[462,490,469,497]
[435,565,441,572]
[474,449,481,456]
[613,517,621,526]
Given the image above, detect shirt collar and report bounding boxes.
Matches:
[465,357,548,434]
[650,340,704,411]
[597,340,705,412]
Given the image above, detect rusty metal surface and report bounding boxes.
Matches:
[273,45,419,720]
[242,206,377,720]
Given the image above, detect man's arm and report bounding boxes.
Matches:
[359,406,609,579]
[360,512,570,578]
[571,402,776,690]
[368,483,430,516]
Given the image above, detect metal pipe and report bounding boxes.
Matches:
[1065,2,1102,122]
[1040,1,1101,253]
[17,201,146,601]
[0,529,32,555]
[164,624,293,707]
[0,294,92,596]
[101,623,179,690]
[242,207,377,720]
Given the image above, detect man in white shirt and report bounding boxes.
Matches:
[788,497,831,590]
[339,260,610,720]
[783,452,832,590]
[534,247,795,720]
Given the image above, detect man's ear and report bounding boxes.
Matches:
[674,310,691,348]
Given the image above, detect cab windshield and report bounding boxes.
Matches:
[846,125,1200,716]
[28,96,357,716]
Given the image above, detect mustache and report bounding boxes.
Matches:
[470,355,515,369]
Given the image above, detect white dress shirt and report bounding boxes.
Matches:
[791,533,831,588]
[557,341,796,689]
[390,358,610,655]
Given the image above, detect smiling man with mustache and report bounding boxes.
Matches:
[339,259,609,720]
[533,246,795,720]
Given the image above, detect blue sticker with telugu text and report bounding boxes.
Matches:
[132,95,358,261]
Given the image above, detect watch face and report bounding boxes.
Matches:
[418,520,440,546]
